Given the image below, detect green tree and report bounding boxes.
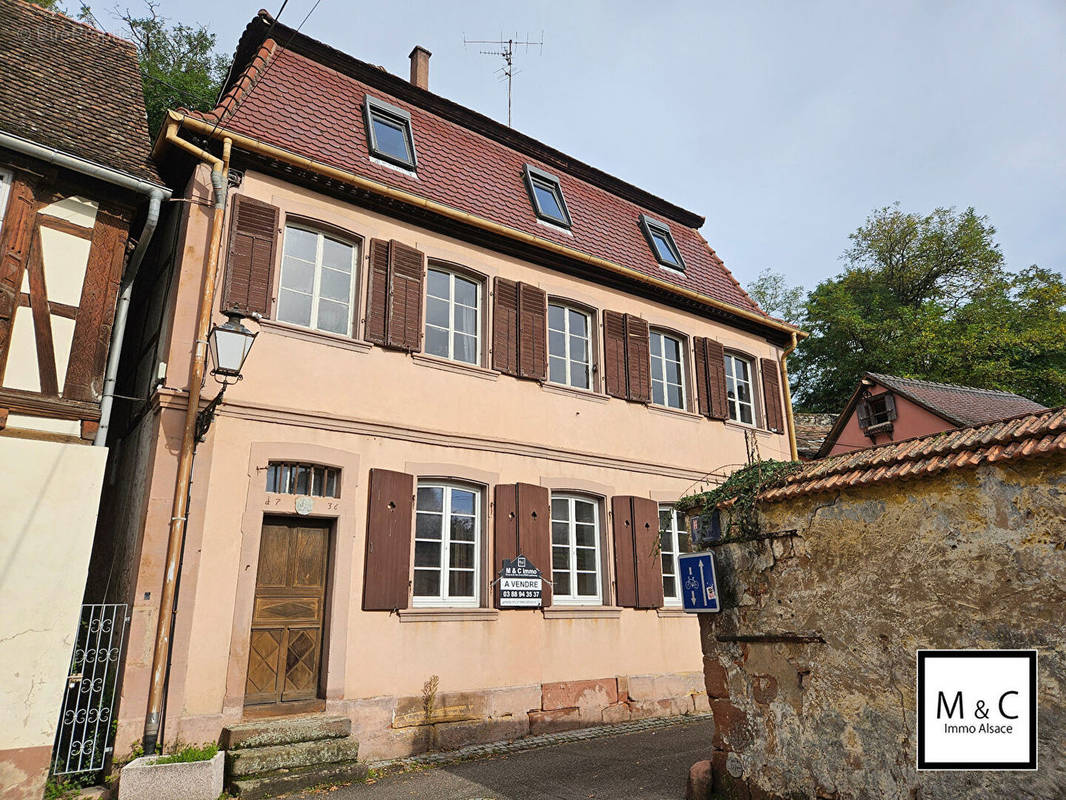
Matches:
[747,268,804,326]
[80,2,228,137]
[792,205,1066,412]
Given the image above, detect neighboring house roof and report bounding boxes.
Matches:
[816,373,1047,457]
[793,413,835,459]
[763,406,1066,502]
[185,11,770,324]
[865,373,1047,428]
[0,0,161,184]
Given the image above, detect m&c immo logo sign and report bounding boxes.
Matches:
[917,650,1037,770]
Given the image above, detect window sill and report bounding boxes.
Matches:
[536,217,574,237]
[369,155,418,178]
[648,404,702,422]
[398,608,499,622]
[656,606,692,618]
[540,382,608,403]
[411,353,499,381]
[723,420,777,437]
[260,319,372,354]
[542,606,622,620]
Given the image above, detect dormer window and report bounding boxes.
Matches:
[364,95,417,169]
[523,165,572,228]
[640,214,685,271]
[857,392,897,435]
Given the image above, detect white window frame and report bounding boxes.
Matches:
[425,267,482,365]
[547,302,592,391]
[650,329,686,410]
[550,494,602,605]
[0,169,12,230]
[724,352,757,426]
[413,482,481,608]
[277,225,360,336]
[659,507,688,606]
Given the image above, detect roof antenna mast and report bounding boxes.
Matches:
[463,32,543,127]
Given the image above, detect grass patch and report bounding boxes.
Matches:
[154,743,219,764]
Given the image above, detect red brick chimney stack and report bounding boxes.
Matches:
[409,46,431,90]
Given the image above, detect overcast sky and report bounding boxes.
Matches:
[127,0,1065,292]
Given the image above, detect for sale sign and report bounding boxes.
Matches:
[499,555,543,607]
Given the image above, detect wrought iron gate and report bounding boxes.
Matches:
[51,604,128,775]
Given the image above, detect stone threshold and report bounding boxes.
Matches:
[368,712,714,777]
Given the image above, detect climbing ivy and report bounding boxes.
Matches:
[679,460,801,541]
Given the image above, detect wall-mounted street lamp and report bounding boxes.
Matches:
[195,309,259,442]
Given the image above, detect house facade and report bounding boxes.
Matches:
[820,372,1045,457]
[96,11,801,765]
[0,3,167,799]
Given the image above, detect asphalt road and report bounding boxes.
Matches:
[290,718,714,800]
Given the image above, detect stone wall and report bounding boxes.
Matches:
[698,456,1065,799]
[341,670,708,760]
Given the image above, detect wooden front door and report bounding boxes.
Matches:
[245,517,330,707]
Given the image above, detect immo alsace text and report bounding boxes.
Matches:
[939,690,1021,736]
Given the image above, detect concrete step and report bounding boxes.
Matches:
[221,714,351,750]
[227,737,361,777]
[229,759,368,800]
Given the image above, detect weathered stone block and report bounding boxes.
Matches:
[528,707,585,735]
[692,691,711,713]
[627,697,690,720]
[685,759,712,800]
[616,675,630,701]
[434,715,530,750]
[703,658,729,698]
[393,690,489,728]
[627,671,704,701]
[710,699,752,752]
[601,702,632,724]
[751,674,778,705]
[541,677,617,711]
[359,724,433,760]
[118,751,223,800]
[486,684,541,717]
[226,737,359,777]
[220,715,351,750]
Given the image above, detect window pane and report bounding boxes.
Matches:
[371,116,411,162]
[450,516,475,542]
[453,333,477,364]
[652,231,679,265]
[426,296,449,328]
[575,547,597,571]
[417,486,443,512]
[277,288,312,327]
[552,522,569,545]
[652,380,665,406]
[553,571,570,596]
[449,542,475,569]
[451,489,476,515]
[415,513,442,540]
[572,364,589,389]
[533,182,564,220]
[425,326,449,358]
[281,256,314,294]
[659,509,671,531]
[549,356,567,385]
[736,381,752,404]
[317,299,349,334]
[284,227,317,262]
[660,531,674,556]
[448,570,474,597]
[454,276,478,308]
[427,269,450,300]
[568,309,587,337]
[663,336,681,361]
[413,569,439,596]
[295,465,309,494]
[551,498,569,520]
[575,524,596,547]
[664,575,676,597]
[667,384,683,409]
[665,359,681,385]
[548,304,565,331]
[319,267,351,302]
[312,466,325,496]
[661,553,673,575]
[325,470,338,498]
[266,465,279,493]
[321,238,352,270]
[552,547,569,570]
[569,335,587,362]
[575,501,595,523]
[454,305,477,334]
[576,573,598,596]
[650,333,662,357]
[740,404,754,425]
[414,540,440,567]
[549,330,565,357]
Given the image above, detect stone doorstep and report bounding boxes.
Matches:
[226,737,361,778]
[221,714,352,750]
[229,759,368,800]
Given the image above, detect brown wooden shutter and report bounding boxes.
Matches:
[602,310,628,399]
[517,282,547,380]
[704,338,729,420]
[760,357,785,433]
[0,177,37,379]
[362,468,414,611]
[494,483,551,608]
[693,337,711,417]
[492,277,519,375]
[612,496,664,609]
[221,195,278,317]
[624,315,651,403]
[364,238,389,345]
[386,240,424,352]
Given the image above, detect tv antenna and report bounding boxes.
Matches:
[464,32,544,127]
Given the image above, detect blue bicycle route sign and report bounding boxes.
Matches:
[678,552,720,613]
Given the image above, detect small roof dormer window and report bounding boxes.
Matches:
[365,95,417,170]
[640,214,685,271]
[523,165,572,228]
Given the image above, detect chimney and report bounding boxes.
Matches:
[409,46,431,90]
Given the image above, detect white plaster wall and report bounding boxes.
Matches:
[0,438,107,751]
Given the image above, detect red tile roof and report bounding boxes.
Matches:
[763,406,1066,502]
[188,12,771,322]
[0,0,161,184]
[867,373,1046,427]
